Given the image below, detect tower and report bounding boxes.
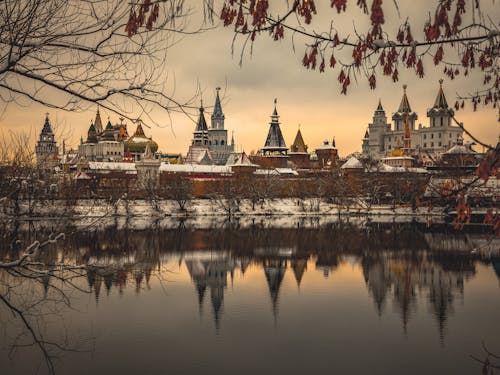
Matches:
[392,85,417,132]
[94,107,103,134]
[185,102,214,165]
[35,113,59,171]
[261,99,288,156]
[427,79,454,128]
[368,99,389,157]
[208,88,234,164]
[193,103,209,146]
[289,126,310,168]
[362,129,370,155]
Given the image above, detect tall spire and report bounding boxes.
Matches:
[195,104,208,132]
[290,126,308,153]
[263,99,287,152]
[398,84,412,113]
[41,113,54,135]
[433,79,449,109]
[193,102,209,146]
[94,107,103,134]
[210,87,225,130]
[376,99,384,112]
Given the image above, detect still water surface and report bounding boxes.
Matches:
[1,221,499,374]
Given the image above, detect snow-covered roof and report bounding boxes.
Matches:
[373,163,427,173]
[315,139,337,151]
[227,152,259,167]
[254,169,280,176]
[254,168,298,176]
[128,137,149,143]
[159,163,231,174]
[74,172,91,180]
[381,156,414,161]
[275,168,299,175]
[341,156,363,169]
[444,143,475,155]
[88,162,136,171]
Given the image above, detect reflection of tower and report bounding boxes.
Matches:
[263,258,287,324]
[185,256,234,331]
[291,257,308,288]
[392,264,416,333]
[362,258,392,316]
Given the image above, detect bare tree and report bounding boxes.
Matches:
[216,0,498,113]
[163,175,193,212]
[0,0,204,124]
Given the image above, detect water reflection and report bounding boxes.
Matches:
[1,221,499,374]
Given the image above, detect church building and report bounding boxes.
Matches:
[363,81,463,159]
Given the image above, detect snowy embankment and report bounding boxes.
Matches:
[9,198,445,221]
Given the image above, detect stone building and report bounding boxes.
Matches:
[36,114,59,171]
[364,81,463,159]
[207,88,235,165]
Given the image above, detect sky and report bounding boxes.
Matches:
[0,1,498,157]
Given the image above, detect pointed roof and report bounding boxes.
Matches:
[262,99,287,151]
[101,119,115,140]
[433,79,449,109]
[364,130,369,139]
[290,127,308,153]
[230,151,258,167]
[264,259,287,323]
[94,108,103,133]
[341,156,363,169]
[41,113,54,135]
[211,87,224,120]
[398,85,412,113]
[195,105,209,132]
[292,259,307,287]
[87,121,98,143]
[376,99,384,112]
[134,122,146,136]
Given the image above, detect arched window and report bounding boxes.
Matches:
[221,140,225,145]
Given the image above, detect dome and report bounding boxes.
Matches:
[124,123,158,154]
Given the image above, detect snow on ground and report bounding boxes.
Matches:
[7,198,446,221]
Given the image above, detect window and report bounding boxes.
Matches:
[449,133,452,138]
[431,134,434,139]
[440,117,443,126]
[431,142,434,147]
[424,143,427,148]
[439,133,441,138]
[221,140,225,145]
[424,134,426,139]
[438,142,442,146]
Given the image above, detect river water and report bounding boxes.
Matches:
[1,220,499,374]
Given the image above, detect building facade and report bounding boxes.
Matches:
[364,81,463,159]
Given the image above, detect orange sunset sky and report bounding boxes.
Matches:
[0,1,498,156]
